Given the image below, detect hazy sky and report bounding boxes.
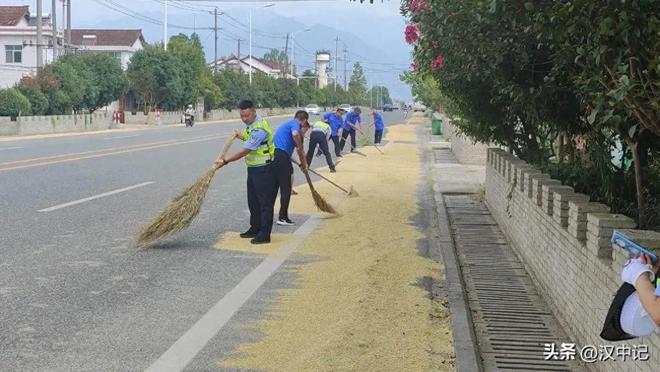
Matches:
[3,0,412,100]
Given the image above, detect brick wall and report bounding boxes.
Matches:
[442,120,490,165]
[485,148,660,371]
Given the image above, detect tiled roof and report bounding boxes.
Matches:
[71,29,144,47]
[0,6,29,26]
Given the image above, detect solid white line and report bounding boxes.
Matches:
[38,181,154,212]
[0,146,24,151]
[102,134,142,140]
[145,215,321,372]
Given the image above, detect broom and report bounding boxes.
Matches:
[135,135,237,248]
[292,159,358,197]
[297,162,337,214]
[355,122,385,155]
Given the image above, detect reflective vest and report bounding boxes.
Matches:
[312,120,330,135]
[242,118,275,166]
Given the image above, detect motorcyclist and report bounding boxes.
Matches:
[184,104,195,126]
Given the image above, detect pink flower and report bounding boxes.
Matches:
[404,24,419,44]
[410,63,419,71]
[431,54,445,70]
[411,0,428,12]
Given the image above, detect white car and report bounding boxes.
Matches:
[338,104,352,113]
[412,102,427,112]
[304,104,320,115]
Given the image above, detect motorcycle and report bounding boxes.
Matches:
[184,112,195,127]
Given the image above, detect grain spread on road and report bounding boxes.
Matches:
[219,122,456,371]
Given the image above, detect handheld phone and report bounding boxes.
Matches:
[611,230,658,264]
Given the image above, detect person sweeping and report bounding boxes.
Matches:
[306,119,336,173]
[272,110,311,226]
[322,108,346,157]
[339,107,362,153]
[214,100,278,245]
[369,107,385,144]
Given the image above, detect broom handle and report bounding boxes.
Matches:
[291,159,351,194]
[349,123,383,154]
[213,134,238,170]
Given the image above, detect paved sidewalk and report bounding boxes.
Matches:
[424,122,584,372]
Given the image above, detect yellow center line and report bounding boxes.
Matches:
[0,134,225,167]
[0,134,228,173]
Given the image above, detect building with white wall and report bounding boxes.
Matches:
[209,55,292,79]
[70,29,145,70]
[0,5,58,88]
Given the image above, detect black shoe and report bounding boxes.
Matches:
[240,229,259,238]
[250,236,271,244]
[330,167,336,173]
[276,217,295,226]
[336,154,343,158]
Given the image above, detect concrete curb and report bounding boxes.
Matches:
[422,122,483,372]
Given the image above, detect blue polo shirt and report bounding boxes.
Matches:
[373,112,385,130]
[342,112,361,131]
[323,112,343,136]
[274,119,301,156]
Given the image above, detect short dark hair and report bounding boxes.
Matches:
[336,108,346,113]
[352,107,362,115]
[238,100,254,110]
[294,110,309,121]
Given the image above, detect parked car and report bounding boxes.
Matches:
[338,104,352,113]
[382,104,394,112]
[412,102,427,112]
[305,104,320,115]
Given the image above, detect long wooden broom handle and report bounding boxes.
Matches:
[213,134,238,170]
[291,159,351,194]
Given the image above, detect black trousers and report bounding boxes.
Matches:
[306,131,334,169]
[247,165,278,238]
[375,129,384,144]
[330,135,341,156]
[339,129,356,151]
[273,148,294,219]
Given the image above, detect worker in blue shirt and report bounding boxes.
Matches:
[214,100,277,244]
[339,107,362,153]
[272,110,310,226]
[306,119,336,172]
[370,108,385,144]
[322,107,347,157]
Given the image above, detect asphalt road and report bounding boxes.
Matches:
[0,110,407,371]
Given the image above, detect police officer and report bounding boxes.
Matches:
[306,119,336,172]
[273,110,310,226]
[322,108,346,157]
[214,100,277,244]
[339,107,362,153]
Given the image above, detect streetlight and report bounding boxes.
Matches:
[249,3,275,85]
[290,27,311,78]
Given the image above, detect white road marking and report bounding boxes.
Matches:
[145,215,322,372]
[102,134,142,140]
[0,146,24,151]
[38,181,154,212]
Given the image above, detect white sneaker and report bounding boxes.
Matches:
[276,217,295,226]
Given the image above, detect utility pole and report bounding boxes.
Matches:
[66,0,71,52]
[163,0,168,50]
[284,33,289,76]
[343,47,348,90]
[36,0,43,68]
[213,7,219,73]
[334,36,338,92]
[237,39,241,60]
[51,0,57,60]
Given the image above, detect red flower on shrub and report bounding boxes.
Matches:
[411,0,428,12]
[410,63,419,71]
[405,24,419,44]
[431,54,445,70]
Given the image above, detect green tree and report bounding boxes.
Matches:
[0,88,32,117]
[167,33,207,108]
[263,49,289,71]
[127,44,185,111]
[16,76,49,115]
[51,54,98,113]
[81,53,127,112]
[348,62,368,105]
